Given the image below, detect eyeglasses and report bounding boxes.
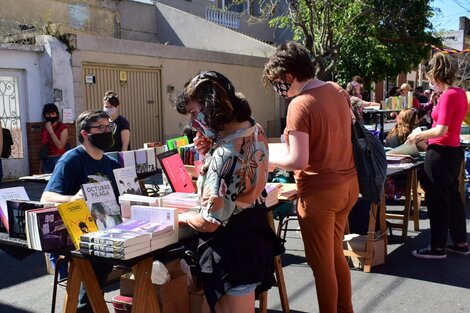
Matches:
[88,122,116,133]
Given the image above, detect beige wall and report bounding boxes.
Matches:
[72,34,280,142]
[1,0,119,38]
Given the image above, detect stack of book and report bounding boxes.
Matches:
[130,205,178,250]
[161,192,200,213]
[118,193,161,219]
[79,219,173,260]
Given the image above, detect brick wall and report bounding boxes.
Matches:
[26,122,77,175]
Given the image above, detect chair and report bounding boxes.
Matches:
[273,200,298,243]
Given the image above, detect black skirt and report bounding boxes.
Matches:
[197,202,285,312]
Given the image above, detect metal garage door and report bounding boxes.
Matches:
[83,64,163,149]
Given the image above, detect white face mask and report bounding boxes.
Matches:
[104,107,117,117]
[429,82,442,93]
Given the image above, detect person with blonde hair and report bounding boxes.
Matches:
[408,52,469,258]
[385,108,427,151]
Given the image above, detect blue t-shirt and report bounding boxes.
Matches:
[44,145,121,198]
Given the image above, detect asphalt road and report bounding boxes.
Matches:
[0,180,469,313]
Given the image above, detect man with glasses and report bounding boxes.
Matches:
[41,110,121,313]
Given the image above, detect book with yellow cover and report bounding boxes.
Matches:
[57,199,99,249]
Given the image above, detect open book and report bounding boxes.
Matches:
[386,142,419,160]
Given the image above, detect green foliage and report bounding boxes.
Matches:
[263,0,441,84]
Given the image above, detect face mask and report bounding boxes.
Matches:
[191,112,216,139]
[87,132,113,151]
[272,80,292,99]
[45,116,58,123]
[429,83,441,92]
[104,107,117,117]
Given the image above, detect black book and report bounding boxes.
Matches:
[7,200,49,240]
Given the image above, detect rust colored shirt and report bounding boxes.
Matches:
[284,81,357,197]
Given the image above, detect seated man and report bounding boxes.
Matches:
[41,110,121,313]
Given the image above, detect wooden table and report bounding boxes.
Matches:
[385,161,424,241]
[64,254,160,313]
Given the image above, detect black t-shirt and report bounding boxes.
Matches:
[107,115,130,152]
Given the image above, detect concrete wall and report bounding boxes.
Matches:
[155,0,286,46]
[118,1,159,43]
[1,0,120,38]
[72,34,280,139]
[155,3,276,58]
[0,43,47,122]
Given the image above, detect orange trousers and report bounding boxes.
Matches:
[297,177,359,313]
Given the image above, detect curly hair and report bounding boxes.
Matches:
[174,71,251,132]
[427,52,456,86]
[386,108,418,143]
[263,41,315,86]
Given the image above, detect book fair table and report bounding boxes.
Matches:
[363,108,401,141]
[63,237,196,313]
[385,161,424,240]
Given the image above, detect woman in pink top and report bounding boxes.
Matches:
[408,52,469,258]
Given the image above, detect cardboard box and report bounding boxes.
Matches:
[120,260,189,313]
[343,233,385,269]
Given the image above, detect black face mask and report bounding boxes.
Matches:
[45,116,58,123]
[87,132,113,151]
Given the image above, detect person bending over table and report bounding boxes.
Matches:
[384,108,428,201]
[407,52,469,259]
[41,110,120,313]
[263,41,359,313]
[174,70,285,313]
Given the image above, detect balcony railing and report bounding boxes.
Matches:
[206,7,240,29]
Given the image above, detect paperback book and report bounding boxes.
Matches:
[82,180,123,230]
[118,193,161,219]
[57,199,99,249]
[80,240,151,260]
[130,205,178,250]
[0,187,30,233]
[157,149,195,193]
[26,207,73,251]
[113,165,142,196]
[80,227,150,248]
[7,200,54,239]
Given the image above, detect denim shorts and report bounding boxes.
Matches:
[226,283,258,296]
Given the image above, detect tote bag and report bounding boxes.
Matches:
[351,116,387,203]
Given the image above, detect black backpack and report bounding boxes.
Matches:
[2,128,13,158]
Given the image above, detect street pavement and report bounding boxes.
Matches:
[0,180,469,312]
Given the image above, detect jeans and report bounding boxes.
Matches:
[43,156,60,173]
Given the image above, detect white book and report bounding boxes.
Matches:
[80,239,150,254]
[118,193,161,219]
[80,228,151,248]
[130,205,178,249]
[161,192,200,208]
[134,149,149,174]
[113,165,142,196]
[118,150,136,168]
[143,148,157,173]
[82,180,122,230]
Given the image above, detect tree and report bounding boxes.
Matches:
[246,0,441,85]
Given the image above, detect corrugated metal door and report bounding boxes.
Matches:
[83,64,163,150]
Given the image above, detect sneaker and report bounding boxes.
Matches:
[412,246,447,259]
[446,245,470,256]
